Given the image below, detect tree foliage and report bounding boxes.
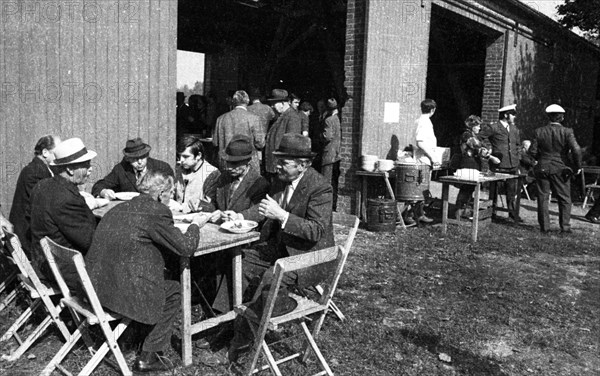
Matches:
[557,0,600,44]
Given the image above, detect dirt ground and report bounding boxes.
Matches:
[0,185,598,375]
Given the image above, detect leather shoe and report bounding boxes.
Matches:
[585,214,600,224]
[133,351,171,373]
[509,215,524,223]
[417,215,433,223]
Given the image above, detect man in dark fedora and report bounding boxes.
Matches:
[29,137,98,281]
[224,133,335,362]
[205,135,270,223]
[264,89,303,179]
[92,137,174,199]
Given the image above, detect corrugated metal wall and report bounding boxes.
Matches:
[0,0,177,212]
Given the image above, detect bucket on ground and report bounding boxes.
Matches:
[394,163,431,201]
[367,198,397,232]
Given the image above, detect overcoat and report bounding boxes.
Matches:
[29,175,97,278]
[85,194,200,324]
[321,111,341,166]
[213,107,265,171]
[529,122,582,175]
[10,157,52,254]
[264,108,303,173]
[91,157,174,197]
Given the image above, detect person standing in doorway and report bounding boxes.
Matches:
[321,98,341,211]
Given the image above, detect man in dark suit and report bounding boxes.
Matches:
[213,90,265,172]
[530,104,582,233]
[86,170,210,373]
[479,104,524,222]
[92,137,174,199]
[205,135,269,223]
[224,134,334,361]
[29,138,98,280]
[10,135,61,255]
[321,98,341,210]
[264,89,304,179]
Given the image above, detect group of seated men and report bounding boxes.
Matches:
[2,113,335,372]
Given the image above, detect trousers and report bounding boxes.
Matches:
[535,171,572,231]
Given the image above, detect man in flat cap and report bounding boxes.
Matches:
[29,137,98,280]
[529,104,582,233]
[264,89,304,180]
[92,137,174,199]
[479,104,524,222]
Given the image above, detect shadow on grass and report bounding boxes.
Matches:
[399,328,508,376]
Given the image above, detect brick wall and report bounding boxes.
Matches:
[338,0,366,214]
[481,33,505,126]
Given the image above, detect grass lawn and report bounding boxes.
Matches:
[1,208,598,375]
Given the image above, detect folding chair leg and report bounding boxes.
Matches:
[300,322,333,376]
[1,315,53,361]
[40,323,85,376]
[1,299,41,342]
[80,319,131,376]
[0,272,18,312]
[328,301,345,321]
[261,340,283,376]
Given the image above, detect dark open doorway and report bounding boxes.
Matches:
[426,6,496,151]
[177,0,347,113]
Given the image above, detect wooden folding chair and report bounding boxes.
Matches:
[0,232,71,361]
[581,166,600,208]
[235,245,347,376]
[314,212,359,321]
[39,237,132,376]
[0,256,18,312]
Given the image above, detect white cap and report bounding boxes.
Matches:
[545,104,565,113]
[498,104,516,112]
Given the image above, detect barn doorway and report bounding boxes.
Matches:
[425,5,498,152]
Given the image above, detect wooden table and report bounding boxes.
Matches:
[93,201,259,367]
[180,224,259,366]
[438,173,520,242]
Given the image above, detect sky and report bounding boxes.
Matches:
[175,1,567,89]
[177,50,205,89]
[522,0,563,20]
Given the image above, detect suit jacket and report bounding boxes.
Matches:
[247,101,275,136]
[30,175,97,278]
[213,107,265,172]
[247,167,334,264]
[204,165,269,218]
[85,194,200,324]
[91,157,174,197]
[264,108,303,173]
[321,110,341,166]
[479,121,521,170]
[9,157,52,254]
[530,122,582,175]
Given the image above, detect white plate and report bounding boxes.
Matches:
[114,192,140,201]
[173,213,197,223]
[220,220,258,234]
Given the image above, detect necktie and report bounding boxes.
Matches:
[281,184,293,210]
[136,171,142,184]
[229,178,241,201]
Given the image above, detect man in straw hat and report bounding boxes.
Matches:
[223,133,335,362]
[29,137,98,280]
[92,137,173,199]
[479,103,524,222]
[264,89,303,179]
[529,104,582,233]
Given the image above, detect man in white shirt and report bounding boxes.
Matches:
[411,98,440,223]
[172,136,220,213]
